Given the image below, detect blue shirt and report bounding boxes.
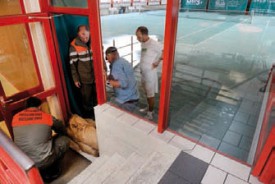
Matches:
[110,57,139,104]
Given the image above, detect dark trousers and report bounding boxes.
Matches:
[81,83,97,118]
[38,135,70,170]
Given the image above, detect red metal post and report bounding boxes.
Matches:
[259,149,275,184]
[254,70,275,166]
[252,127,275,176]
[88,0,107,105]
[130,0,134,6]
[158,0,179,133]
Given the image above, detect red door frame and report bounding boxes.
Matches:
[158,0,180,133]
[41,0,180,134]
[44,0,107,106]
[0,1,68,137]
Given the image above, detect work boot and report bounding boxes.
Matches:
[144,111,153,120]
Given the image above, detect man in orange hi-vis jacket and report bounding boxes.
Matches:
[69,25,107,119]
[12,97,69,182]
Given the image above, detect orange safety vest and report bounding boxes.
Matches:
[12,108,53,127]
[70,38,92,53]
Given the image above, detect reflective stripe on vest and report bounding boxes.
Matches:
[12,108,53,127]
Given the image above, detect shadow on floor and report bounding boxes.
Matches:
[48,149,91,184]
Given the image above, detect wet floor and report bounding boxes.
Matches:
[101,11,275,163]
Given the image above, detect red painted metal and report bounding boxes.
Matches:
[27,168,44,184]
[158,0,180,133]
[0,147,29,184]
[39,0,49,12]
[0,13,50,26]
[252,127,275,176]
[87,0,107,105]
[0,146,43,184]
[259,149,275,184]
[253,69,275,169]
[131,0,134,6]
[19,0,26,14]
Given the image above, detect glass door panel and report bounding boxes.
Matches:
[50,0,87,8]
[0,0,22,16]
[0,24,40,97]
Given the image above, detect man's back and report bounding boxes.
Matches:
[12,108,53,165]
[111,57,139,104]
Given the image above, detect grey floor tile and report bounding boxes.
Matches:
[239,136,253,151]
[223,130,242,146]
[199,134,221,149]
[234,111,250,123]
[247,115,259,127]
[158,171,191,184]
[218,142,249,161]
[168,151,209,184]
[229,121,256,138]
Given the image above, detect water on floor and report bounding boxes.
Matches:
[101,10,275,163]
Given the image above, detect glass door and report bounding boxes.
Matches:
[0,0,68,138]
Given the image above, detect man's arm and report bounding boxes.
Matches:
[153,50,163,68]
[51,117,67,135]
[69,46,81,88]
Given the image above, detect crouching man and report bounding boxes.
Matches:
[12,97,70,182]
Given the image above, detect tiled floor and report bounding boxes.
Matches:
[159,151,209,184]
[90,104,263,184]
[101,11,275,162]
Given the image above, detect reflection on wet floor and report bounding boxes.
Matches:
[102,11,275,162]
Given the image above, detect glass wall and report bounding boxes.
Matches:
[101,10,166,121]
[169,10,275,162]
[0,24,39,97]
[0,0,22,16]
[50,0,87,8]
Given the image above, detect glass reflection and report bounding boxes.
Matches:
[0,0,22,16]
[51,0,87,8]
[0,24,39,97]
[101,9,166,122]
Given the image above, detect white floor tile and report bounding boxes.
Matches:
[133,120,155,134]
[169,135,196,151]
[150,128,175,143]
[211,153,251,181]
[249,175,263,184]
[104,105,124,118]
[94,104,110,115]
[225,174,249,184]
[189,144,215,163]
[84,153,126,184]
[201,165,227,184]
[117,113,139,126]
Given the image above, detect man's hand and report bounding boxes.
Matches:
[74,81,81,88]
[152,61,160,69]
[109,80,120,88]
[152,63,158,68]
